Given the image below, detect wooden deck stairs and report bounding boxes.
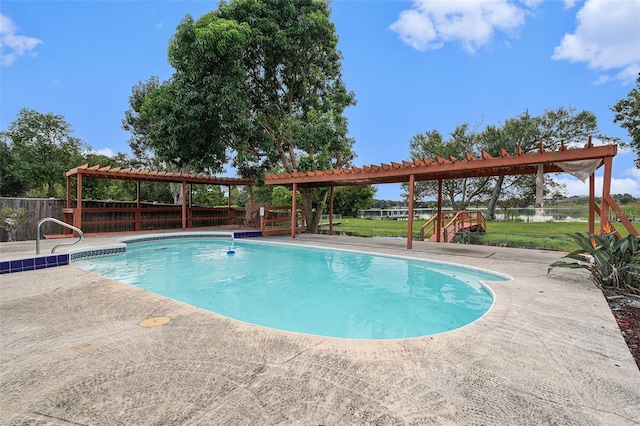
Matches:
[421,210,486,243]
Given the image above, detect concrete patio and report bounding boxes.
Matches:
[1,233,639,424]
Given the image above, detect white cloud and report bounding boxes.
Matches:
[552,0,640,84]
[519,0,540,7]
[0,14,43,66]
[93,148,115,157]
[562,0,578,8]
[624,166,640,181]
[389,0,527,53]
[555,167,640,197]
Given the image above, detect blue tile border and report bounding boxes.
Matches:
[70,231,262,262]
[69,246,126,261]
[234,231,262,239]
[1,231,262,274]
[1,254,69,274]
[120,231,240,246]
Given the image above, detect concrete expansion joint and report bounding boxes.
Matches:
[280,341,325,365]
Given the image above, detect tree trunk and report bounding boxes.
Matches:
[487,175,504,220]
[169,182,182,205]
[300,188,327,234]
[167,163,188,205]
[46,182,57,198]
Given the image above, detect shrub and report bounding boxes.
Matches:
[548,229,640,294]
[1,208,31,242]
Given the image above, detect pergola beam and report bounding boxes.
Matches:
[265,144,615,188]
[65,164,255,186]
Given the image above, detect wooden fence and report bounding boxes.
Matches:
[62,202,245,234]
[0,197,247,242]
[1,197,311,242]
[260,205,307,236]
[0,198,66,242]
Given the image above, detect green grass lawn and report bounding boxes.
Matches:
[320,217,640,252]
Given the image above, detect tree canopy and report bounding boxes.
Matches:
[405,125,491,210]
[1,108,170,202]
[140,0,356,231]
[332,185,377,217]
[122,76,160,166]
[612,73,640,167]
[2,108,86,197]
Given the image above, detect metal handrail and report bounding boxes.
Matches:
[36,218,84,255]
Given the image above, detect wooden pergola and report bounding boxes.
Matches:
[265,140,638,249]
[64,164,254,232]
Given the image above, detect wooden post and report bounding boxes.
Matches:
[436,179,443,242]
[249,185,254,205]
[66,177,71,209]
[181,181,187,230]
[291,183,297,239]
[329,185,335,236]
[135,180,141,231]
[64,176,72,235]
[188,183,193,228]
[227,185,232,225]
[407,174,415,249]
[588,172,595,234]
[601,156,612,232]
[76,172,83,232]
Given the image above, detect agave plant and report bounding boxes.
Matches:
[548,229,640,293]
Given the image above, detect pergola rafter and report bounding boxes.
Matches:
[265,140,637,249]
[65,164,255,186]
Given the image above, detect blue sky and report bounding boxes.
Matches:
[1,0,639,201]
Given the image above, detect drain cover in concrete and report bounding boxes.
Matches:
[139,316,171,327]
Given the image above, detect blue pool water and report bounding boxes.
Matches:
[74,240,509,339]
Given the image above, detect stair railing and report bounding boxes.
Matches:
[36,218,84,255]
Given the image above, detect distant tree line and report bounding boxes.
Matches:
[369,193,638,210]
[552,194,638,206]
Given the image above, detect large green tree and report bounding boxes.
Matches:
[122,76,160,165]
[331,185,376,217]
[404,124,493,210]
[124,76,207,204]
[142,0,356,232]
[482,107,599,219]
[4,108,86,197]
[0,132,26,196]
[611,73,640,167]
[141,14,251,174]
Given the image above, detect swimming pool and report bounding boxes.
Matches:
[73,237,510,339]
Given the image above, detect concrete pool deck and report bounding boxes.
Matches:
[1,233,639,424]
